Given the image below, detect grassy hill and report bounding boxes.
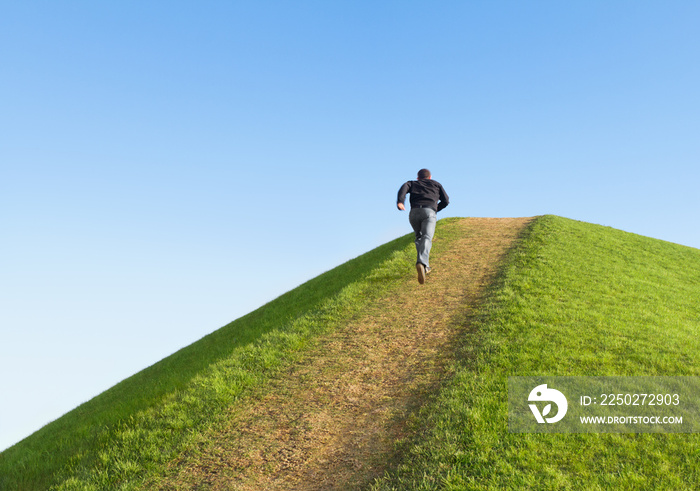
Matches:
[0,225,419,490]
[372,215,700,490]
[2,215,700,490]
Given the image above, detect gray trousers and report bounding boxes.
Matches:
[409,207,437,267]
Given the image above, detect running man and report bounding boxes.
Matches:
[396,169,450,284]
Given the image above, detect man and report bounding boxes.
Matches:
[396,169,449,284]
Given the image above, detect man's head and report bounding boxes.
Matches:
[417,168,431,180]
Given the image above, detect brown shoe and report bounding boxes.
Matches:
[416,263,426,284]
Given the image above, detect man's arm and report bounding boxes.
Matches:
[396,182,410,211]
[437,184,449,212]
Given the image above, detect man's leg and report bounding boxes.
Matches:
[417,209,437,268]
[409,207,437,268]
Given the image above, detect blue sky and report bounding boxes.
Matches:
[2,1,699,451]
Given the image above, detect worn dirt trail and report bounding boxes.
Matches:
[156,217,532,490]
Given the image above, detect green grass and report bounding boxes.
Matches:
[372,215,700,490]
[0,231,417,490]
[5,215,700,490]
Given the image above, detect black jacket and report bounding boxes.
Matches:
[397,179,449,213]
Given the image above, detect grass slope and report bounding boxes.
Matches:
[0,230,416,490]
[372,215,700,490]
[4,215,699,490]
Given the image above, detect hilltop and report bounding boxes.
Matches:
[2,215,700,490]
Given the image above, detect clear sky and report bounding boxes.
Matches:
[2,1,699,451]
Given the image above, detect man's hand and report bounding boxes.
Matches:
[397,202,405,211]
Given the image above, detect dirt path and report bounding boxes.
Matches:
[156,217,532,490]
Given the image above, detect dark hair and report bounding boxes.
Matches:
[417,168,431,179]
